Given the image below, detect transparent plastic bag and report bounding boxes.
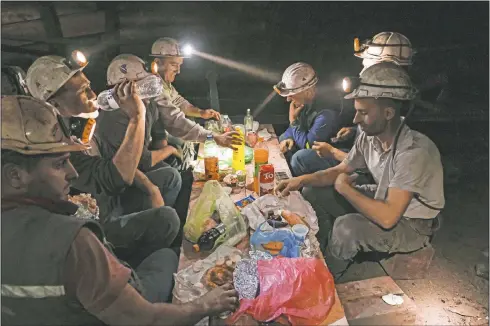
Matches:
[228,258,336,325]
[183,180,247,250]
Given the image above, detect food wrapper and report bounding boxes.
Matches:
[257,128,272,141]
[250,222,300,258]
[173,245,243,303]
[242,193,319,235]
[242,194,321,258]
[68,193,99,220]
[233,250,273,300]
[235,195,256,209]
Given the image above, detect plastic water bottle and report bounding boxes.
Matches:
[96,75,164,111]
[221,114,233,132]
[244,108,253,132]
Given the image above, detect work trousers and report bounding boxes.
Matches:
[290,148,348,176]
[103,206,180,267]
[135,248,178,303]
[302,185,434,278]
[119,164,182,214]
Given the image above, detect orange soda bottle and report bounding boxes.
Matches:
[253,139,269,193]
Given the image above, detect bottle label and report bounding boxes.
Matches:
[204,156,219,181]
[106,93,120,110]
[232,128,245,171]
[259,164,275,196]
[216,223,227,234]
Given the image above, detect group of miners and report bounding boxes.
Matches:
[1,31,444,325]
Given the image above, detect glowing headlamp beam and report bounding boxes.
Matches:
[190,50,281,83]
[182,44,194,56]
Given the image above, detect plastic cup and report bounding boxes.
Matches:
[292,224,309,242]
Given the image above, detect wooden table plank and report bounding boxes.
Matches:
[336,276,419,325]
[174,124,348,326]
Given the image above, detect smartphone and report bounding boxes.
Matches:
[275,171,290,181]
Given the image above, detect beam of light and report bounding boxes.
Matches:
[252,90,278,117]
[192,50,282,83]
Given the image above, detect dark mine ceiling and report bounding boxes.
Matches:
[1,1,489,122]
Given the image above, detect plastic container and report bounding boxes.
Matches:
[232,126,245,173]
[292,224,309,243]
[204,135,219,181]
[96,75,164,111]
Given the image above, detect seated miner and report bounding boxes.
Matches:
[1,66,30,96]
[96,54,184,213]
[275,62,445,280]
[150,37,240,149]
[273,62,340,177]
[298,32,416,176]
[25,53,180,268]
[1,95,239,325]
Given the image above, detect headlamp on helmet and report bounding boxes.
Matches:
[342,77,360,93]
[272,81,286,95]
[182,44,194,57]
[144,61,159,75]
[65,50,88,70]
[353,37,370,54]
[273,74,318,95]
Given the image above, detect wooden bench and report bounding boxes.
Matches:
[337,276,421,325]
[379,244,436,280]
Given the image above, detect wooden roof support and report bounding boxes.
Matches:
[1,44,50,57]
[38,2,64,55]
[96,3,120,61]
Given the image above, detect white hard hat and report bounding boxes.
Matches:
[354,32,413,66]
[107,54,158,86]
[150,37,189,58]
[26,51,88,101]
[1,95,88,155]
[344,62,418,101]
[273,62,318,97]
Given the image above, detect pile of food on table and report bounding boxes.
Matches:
[175,115,336,326]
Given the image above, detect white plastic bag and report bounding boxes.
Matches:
[241,192,319,235]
